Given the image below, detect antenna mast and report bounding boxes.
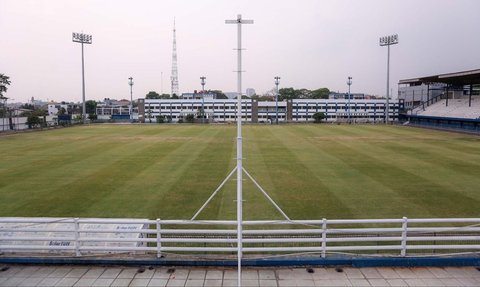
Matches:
[171,18,179,97]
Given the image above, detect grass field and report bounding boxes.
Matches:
[0,124,479,220]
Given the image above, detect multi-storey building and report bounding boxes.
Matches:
[137,99,403,123]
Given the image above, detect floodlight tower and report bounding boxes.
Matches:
[200,76,206,123]
[347,77,352,123]
[72,32,92,124]
[274,76,280,124]
[128,77,134,121]
[226,14,253,287]
[379,34,398,124]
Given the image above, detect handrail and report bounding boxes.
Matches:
[408,93,445,115]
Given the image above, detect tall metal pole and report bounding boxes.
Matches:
[72,32,92,124]
[386,44,390,124]
[200,76,206,123]
[347,77,352,123]
[274,77,280,124]
[226,14,253,287]
[379,34,398,125]
[128,77,134,122]
[81,42,86,124]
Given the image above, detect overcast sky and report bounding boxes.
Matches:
[1,0,479,103]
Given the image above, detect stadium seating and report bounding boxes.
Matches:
[417,96,480,119]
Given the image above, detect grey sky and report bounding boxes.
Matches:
[1,0,479,103]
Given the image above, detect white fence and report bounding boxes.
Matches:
[1,217,480,258]
[0,116,58,131]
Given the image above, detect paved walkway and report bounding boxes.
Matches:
[1,265,480,286]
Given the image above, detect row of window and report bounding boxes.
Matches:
[147,105,252,110]
[292,115,398,119]
[293,105,399,110]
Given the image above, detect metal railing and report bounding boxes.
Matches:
[1,217,479,258]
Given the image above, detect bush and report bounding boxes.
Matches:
[26,114,43,128]
[156,115,165,123]
[313,112,326,123]
[185,114,195,123]
[88,113,97,122]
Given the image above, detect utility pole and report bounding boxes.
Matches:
[274,76,280,124]
[72,32,92,124]
[225,14,253,287]
[379,34,398,124]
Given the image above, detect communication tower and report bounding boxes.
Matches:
[171,19,179,97]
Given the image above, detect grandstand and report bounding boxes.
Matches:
[415,97,480,119]
[399,69,480,131]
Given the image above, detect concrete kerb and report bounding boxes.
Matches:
[0,256,479,268]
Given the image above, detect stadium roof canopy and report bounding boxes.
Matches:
[399,69,480,86]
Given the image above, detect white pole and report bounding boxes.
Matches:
[236,14,243,287]
[386,44,390,124]
[226,14,253,287]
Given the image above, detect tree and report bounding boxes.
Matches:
[185,114,194,123]
[26,114,43,128]
[146,91,160,99]
[310,88,330,99]
[88,113,97,121]
[0,74,11,97]
[209,90,228,99]
[58,107,66,115]
[279,87,331,100]
[85,100,97,114]
[313,112,326,123]
[278,87,296,101]
[297,88,311,99]
[20,103,34,110]
[25,109,47,128]
[156,115,165,123]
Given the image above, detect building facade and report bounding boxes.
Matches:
[138,98,403,123]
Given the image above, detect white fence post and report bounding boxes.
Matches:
[321,218,327,258]
[401,217,408,257]
[74,218,81,256]
[156,218,162,258]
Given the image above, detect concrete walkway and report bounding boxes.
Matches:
[1,265,480,286]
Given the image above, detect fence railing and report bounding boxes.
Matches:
[1,217,480,258]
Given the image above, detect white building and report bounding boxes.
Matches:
[246,88,256,98]
[138,98,402,123]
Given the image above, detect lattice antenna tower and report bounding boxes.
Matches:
[171,18,179,97]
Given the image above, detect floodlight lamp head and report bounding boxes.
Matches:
[379,34,398,46]
[72,32,92,44]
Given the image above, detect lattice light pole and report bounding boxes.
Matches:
[274,77,280,124]
[200,76,206,123]
[171,19,179,97]
[225,14,253,287]
[72,32,92,124]
[379,34,398,124]
[347,76,352,123]
[128,77,134,122]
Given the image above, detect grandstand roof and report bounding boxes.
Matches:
[399,69,480,86]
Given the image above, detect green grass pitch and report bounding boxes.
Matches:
[0,124,479,220]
